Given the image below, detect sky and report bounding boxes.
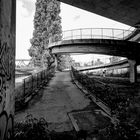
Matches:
[16,0,132,62]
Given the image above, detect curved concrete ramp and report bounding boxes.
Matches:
[49,39,140,60]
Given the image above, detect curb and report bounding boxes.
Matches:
[70,71,119,124]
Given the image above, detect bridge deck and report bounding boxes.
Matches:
[49,39,140,61]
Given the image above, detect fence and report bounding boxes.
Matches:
[15,68,55,112]
[23,69,54,98]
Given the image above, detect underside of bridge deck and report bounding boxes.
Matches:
[49,39,140,62]
[59,0,140,27]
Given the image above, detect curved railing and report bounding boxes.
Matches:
[49,28,136,45]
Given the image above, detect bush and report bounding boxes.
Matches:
[71,68,140,139]
[14,114,86,140]
[14,114,50,140]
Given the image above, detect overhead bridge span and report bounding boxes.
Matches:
[48,28,140,61]
[48,28,140,83]
[77,59,129,72]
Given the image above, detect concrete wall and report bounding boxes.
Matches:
[0,0,16,139]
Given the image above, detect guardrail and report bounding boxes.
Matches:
[49,28,135,45]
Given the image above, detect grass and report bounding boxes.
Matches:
[71,68,140,139]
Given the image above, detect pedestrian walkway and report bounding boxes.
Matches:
[15,72,95,131]
[15,71,111,133]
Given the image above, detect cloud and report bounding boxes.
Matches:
[16,0,36,59]
[18,0,35,17]
[73,15,80,21]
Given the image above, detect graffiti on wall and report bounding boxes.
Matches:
[0,112,13,139]
[0,41,13,80]
[0,40,14,139]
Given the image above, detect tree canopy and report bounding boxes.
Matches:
[29,0,62,68]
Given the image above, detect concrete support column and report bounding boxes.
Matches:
[128,60,137,83]
[0,0,16,139]
[54,54,58,71]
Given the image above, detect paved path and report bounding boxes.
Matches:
[15,72,94,132]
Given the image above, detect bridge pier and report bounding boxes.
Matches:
[54,54,58,71]
[0,0,16,139]
[128,60,137,83]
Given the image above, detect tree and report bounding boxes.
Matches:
[109,56,121,64]
[94,58,103,66]
[28,0,62,68]
[57,54,73,71]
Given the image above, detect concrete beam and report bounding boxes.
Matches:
[54,54,58,71]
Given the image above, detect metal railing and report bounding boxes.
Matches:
[23,69,53,98]
[49,28,135,45]
[15,68,55,112]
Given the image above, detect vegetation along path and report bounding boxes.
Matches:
[15,71,103,132]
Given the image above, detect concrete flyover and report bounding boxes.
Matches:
[126,28,140,42]
[48,28,140,61]
[58,0,140,27]
[48,28,140,83]
[49,39,140,61]
[77,59,129,72]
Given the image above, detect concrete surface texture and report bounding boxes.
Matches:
[49,39,140,61]
[59,0,140,26]
[0,0,16,139]
[15,72,91,132]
